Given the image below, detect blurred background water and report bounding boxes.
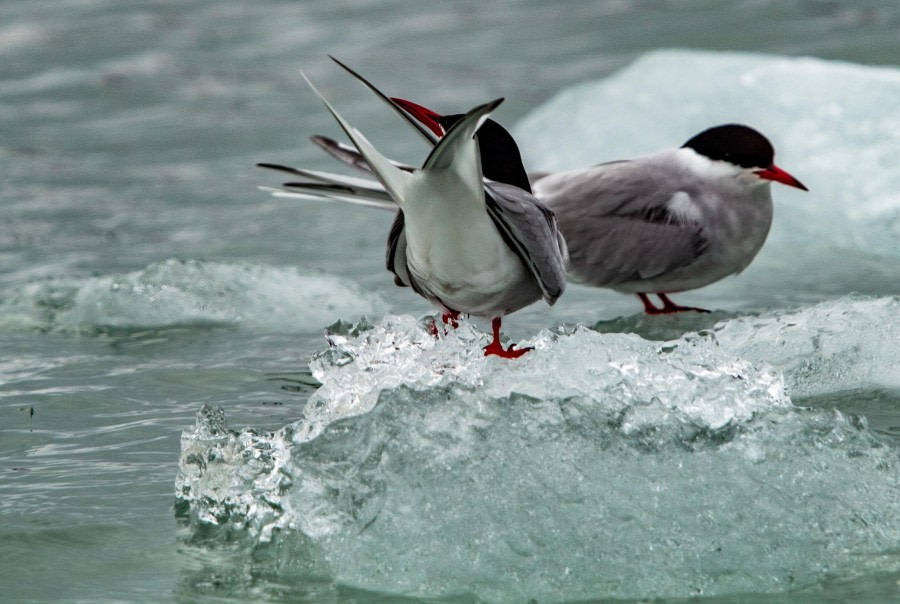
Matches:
[1,1,898,602]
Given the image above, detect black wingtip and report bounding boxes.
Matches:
[476,97,505,116]
[328,55,344,66]
[325,56,440,147]
[256,162,303,177]
[329,55,359,79]
[310,134,336,147]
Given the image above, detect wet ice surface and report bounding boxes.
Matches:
[176,297,899,601]
[714,296,899,400]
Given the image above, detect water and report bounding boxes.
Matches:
[1,1,899,602]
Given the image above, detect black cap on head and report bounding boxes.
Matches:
[681,124,775,169]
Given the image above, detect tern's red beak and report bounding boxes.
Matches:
[391,97,445,137]
[755,164,808,191]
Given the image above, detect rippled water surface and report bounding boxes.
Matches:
[2,1,899,602]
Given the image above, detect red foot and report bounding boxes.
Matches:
[427,310,462,338]
[483,317,532,359]
[442,311,460,329]
[638,293,710,315]
[483,341,532,359]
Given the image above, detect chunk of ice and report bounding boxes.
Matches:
[714,295,900,398]
[176,296,900,601]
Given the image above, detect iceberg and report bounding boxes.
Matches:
[515,50,900,254]
[714,295,900,399]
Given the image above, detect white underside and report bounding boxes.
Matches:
[401,169,532,315]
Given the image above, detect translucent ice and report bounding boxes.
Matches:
[714,295,899,399]
[176,298,900,601]
[0,258,387,335]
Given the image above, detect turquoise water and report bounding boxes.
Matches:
[1,1,899,602]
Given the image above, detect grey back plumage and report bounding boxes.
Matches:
[533,156,709,288]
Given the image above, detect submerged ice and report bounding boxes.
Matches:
[0,258,387,335]
[176,297,900,601]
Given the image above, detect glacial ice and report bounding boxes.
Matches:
[0,258,387,335]
[176,296,900,601]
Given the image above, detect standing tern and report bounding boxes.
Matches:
[367,99,809,314]
[258,61,568,358]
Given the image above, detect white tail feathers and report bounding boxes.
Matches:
[300,69,503,212]
[422,98,502,172]
[300,70,414,207]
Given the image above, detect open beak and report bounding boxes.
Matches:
[391,97,445,137]
[755,164,808,191]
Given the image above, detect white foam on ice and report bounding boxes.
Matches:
[515,50,900,259]
[299,314,789,443]
[176,296,900,601]
[0,258,388,335]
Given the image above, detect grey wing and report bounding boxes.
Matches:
[534,161,708,287]
[484,181,568,305]
[310,135,377,175]
[386,210,412,289]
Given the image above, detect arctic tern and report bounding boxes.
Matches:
[258,60,568,357]
[327,97,808,314]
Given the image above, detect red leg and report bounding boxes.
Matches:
[637,293,661,314]
[428,310,462,338]
[426,318,440,337]
[483,317,531,359]
[637,292,709,314]
[657,293,710,314]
